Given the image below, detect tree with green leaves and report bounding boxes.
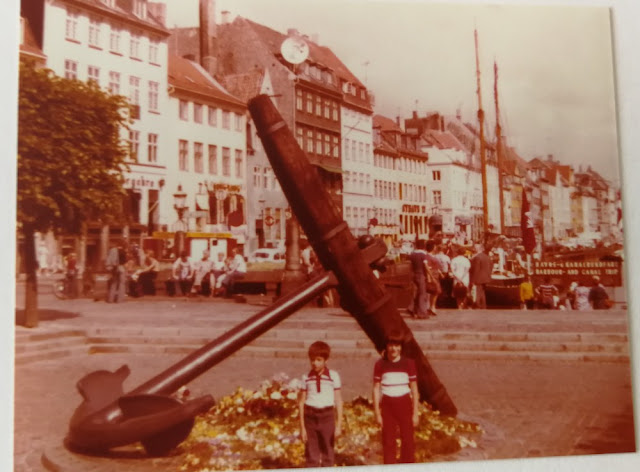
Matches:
[18,60,130,327]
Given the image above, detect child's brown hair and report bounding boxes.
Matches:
[308,341,331,360]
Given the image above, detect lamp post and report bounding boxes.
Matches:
[257,198,266,249]
[173,186,188,255]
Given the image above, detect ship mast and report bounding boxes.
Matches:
[475,29,489,238]
[494,60,505,234]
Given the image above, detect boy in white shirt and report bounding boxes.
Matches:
[298,341,343,467]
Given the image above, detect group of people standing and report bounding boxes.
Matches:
[407,241,494,317]
[518,274,611,310]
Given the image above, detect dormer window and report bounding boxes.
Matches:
[133,0,147,18]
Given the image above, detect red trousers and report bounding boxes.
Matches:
[381,394,415,463]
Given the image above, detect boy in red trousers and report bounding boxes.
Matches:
[373,333,419,463]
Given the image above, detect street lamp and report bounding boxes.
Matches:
[257,198,266,248]
[173,186,188,255]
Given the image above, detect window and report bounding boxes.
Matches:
[129,130,140,161]
[130,33,141,59]
[433,190,442,206]
[208,106,217,126]
[147,133,158,163]
[324,99,331,119]
[194,142,203,173]
[222,110,230,129]
[179,100,189,121]
[305,93,313,113]
[365,144,371,164]
[332,136,339,158]
[107,71,120,94]
[65,9,79,41]
[332,102,339,121]
[324,134,331,156]
[234,113,243,132]
[179,140,188,171]
[296,128,303,148]
[133,0,146,18]
[148,81,159,112]
[208,145,217,175]
[315,96,322,116]
[193,103,203,123]
[129,76,140,105]
[88,65,100,84]
[253,166,261,186]
[306,130,313,153]
[149,39,159,64]
[89,18,101,47]
[235,150,243,178]
[64,60,77,79]
[262,168,269,189]
[432,170,441,181]
[315,132,322,154]
[296,90,303,110]
[109,25,121,53]
[222,147,230,176]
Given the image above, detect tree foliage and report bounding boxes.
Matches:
[17,60,130,234]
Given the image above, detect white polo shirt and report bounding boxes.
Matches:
[302,368,341,408]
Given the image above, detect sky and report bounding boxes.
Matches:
[165,0,620,182]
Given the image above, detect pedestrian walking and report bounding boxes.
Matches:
[469,243,493,308]
[424,240,443,316]
[406,240,429,319]
[106,241,127,303]
[519,273,535,310]
[298,341,343,468]
[450,247,471,309]
[372,333,419,464]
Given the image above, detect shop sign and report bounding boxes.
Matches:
[532,260,622,287]
[124,176,160,189]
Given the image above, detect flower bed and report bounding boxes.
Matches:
[179,374,482,470]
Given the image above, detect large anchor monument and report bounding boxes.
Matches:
[66,95,457,456]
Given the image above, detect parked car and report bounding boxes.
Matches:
[248,248,285,263]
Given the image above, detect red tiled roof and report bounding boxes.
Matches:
[243,19,371,111]
[19,17,46,60]
[220,70,265,104]
[373,114,402,133]
[421,129,466,152]
[66,0,168,35]
[168,55,245,107]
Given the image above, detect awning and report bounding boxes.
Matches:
[314,164,344,174]
[195,194,209,211]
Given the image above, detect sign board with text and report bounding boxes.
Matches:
[532,260,622,287]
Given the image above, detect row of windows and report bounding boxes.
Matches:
[400,183,428,203]
[374,180,398,200]
[178,140,243,178]
[252,166,281,191]
[373,154,428,174]
[128,131,158,163]
[400,214,430,235]
[295,127,340,158]
[344,171,371,195]
[345,207,398,230]
[65,60,160,112]
[178,100,243,131]
[66,7,161,64]
[343,139,372,164]
[296,90,339,122]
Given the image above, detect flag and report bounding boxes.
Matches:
[521,188,536,254]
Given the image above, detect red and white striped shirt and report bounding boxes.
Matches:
[373,357,417,397]
[302,368,341,408]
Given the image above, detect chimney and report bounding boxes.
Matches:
[456,108,461,121]
[147,3,166,26]
[440,116,444,132]
[199,0,217,77]
[220,10,231,24]
[287,28,299,37]
[412,111,418,119]
[547,153,553,162]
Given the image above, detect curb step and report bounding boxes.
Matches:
[15,336,88,354]
[15,344,89,366]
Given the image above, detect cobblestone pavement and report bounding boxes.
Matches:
[11,287,640,471]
